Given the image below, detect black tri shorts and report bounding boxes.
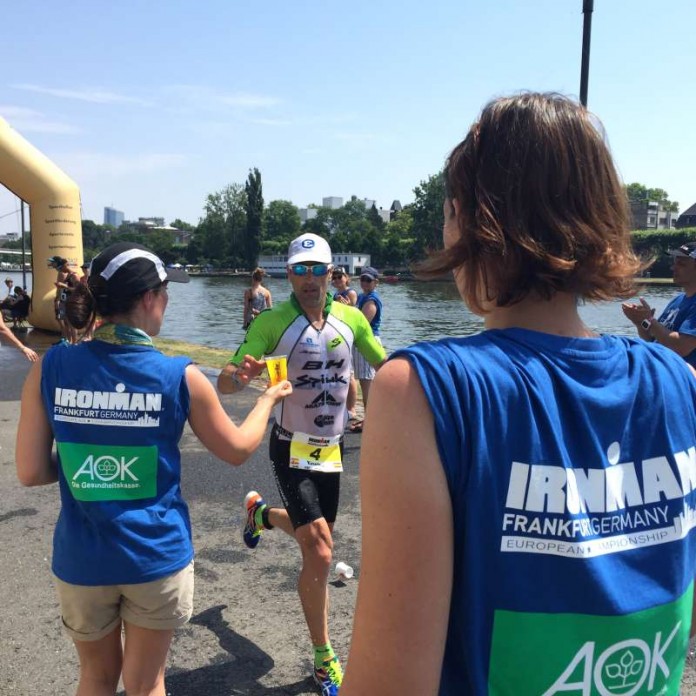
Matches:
[269,425,343,529]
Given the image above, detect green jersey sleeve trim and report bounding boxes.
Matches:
[331,302,386,365]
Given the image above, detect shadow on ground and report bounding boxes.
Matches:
[162,605,314,696]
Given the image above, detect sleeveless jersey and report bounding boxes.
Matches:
[357,290,382,335]
[41,341,193,585]
[394,329,696,696]
[231,293,385,439]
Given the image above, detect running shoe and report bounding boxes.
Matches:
[313,655,343,696]
[243,490,265,549]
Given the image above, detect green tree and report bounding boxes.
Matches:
[301,206,333,237]
[199,184,247,267]
[367,203,385,233]
[382,207,414,267]
[244,168,264,268]
[411,172,445,259]
[626,182,679,213]
[265,200,301,242]
[170,218,195,231]
[81,220,110,256]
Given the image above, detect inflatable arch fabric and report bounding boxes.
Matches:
[0,116,82,331]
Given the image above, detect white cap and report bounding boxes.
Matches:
[287,233,332,266]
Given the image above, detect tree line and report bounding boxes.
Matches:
[3,171,690,272]
[74,168,446,269]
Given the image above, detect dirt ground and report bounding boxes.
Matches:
[1,338,696,695]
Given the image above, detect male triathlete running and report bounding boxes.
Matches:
[218,233,385,695]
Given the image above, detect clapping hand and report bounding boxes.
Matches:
[621,297,655,325]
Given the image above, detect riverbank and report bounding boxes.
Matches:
[155,337,232,369]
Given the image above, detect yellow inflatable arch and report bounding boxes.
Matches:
[0,116,83,331]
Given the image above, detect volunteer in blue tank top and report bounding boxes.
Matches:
[16,242,291,696]
[342,93,696,696]
[218,233,386,696]
[623,241,696,367]
[349,266,382,433]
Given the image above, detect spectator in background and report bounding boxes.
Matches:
[79,262,91,286]
[8,287,30,327]
[48,256,80,344]
[622,241,696,366]
[332,267,359,422]
[1,277,16,309]
[243,267,272,330]
[349,266,383,433]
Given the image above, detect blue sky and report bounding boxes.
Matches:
[1,0,695,234]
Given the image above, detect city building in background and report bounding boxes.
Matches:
[103,206,124,228]
[629,200,677,230]
[322,196,343,209]
[299,207,318,223]
[298,194,399,226]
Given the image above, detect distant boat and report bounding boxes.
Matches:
[381,271,414,283]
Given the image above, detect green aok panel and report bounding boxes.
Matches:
[489,584,692,695]
[58,442,158,501]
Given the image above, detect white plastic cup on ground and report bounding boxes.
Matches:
[335,561,354,580]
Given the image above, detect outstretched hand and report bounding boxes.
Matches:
[263,379,293,403]
[234,354,267,385]
[22,347,39,362]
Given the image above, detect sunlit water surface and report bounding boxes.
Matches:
[4,272,677,353]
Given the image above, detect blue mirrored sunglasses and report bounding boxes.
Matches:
[290,263,330,277]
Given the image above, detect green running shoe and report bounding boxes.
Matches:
[243,491,265,549]
[313,655,343,695]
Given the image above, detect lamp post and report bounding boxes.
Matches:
[579,0,594,107]
[20,199,27,288]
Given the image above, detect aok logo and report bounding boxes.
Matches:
[72,454,140,483]
[543,623,680,696]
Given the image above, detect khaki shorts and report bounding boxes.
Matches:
[54,561,194,642]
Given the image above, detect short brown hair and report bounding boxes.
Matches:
[419,92,641,312]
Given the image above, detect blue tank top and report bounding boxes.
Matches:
[41,341,193,585]
[357,290,382,335]
[395,329,696,695]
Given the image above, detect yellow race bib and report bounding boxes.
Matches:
[289,432,342,473]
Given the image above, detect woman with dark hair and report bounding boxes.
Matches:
[243,267,272,329]
[331,267,358,306]
[16,242,291,696]
[49,256,80,344]
[342,93,696,695]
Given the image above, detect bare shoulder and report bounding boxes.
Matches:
[185,364,210,394]
[370,357,429,423]
[373,356,421,395]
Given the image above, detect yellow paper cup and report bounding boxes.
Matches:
[266,355,288,386]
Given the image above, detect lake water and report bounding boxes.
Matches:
[4,271,677,352]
